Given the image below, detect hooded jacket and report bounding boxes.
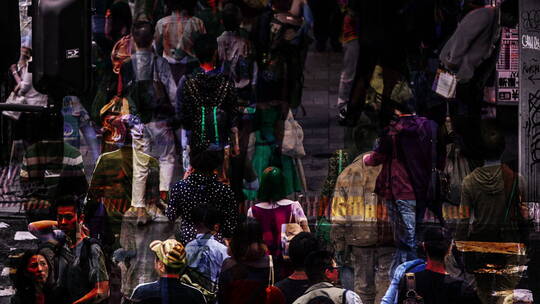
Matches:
[365,116,442,207]
[456,164,526,242]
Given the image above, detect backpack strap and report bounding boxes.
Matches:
[342,289,349,304]
[79,237,104,274]
[405,272,416,292]
[213,106,219,145]
[405,272,423,301]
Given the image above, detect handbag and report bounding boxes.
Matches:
[280,204,303,260]
[443,143,471,206]
[432,68,457,99]
[281,109,306,158]
[264,255,286,303]
[426,121,449,222]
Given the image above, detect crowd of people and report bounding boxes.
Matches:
[1,0,538,303]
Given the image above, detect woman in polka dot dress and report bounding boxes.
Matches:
[166,149,239,244]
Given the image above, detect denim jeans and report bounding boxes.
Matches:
[337,40,359,110]
[386,199,417,277]
[351,246,395,304]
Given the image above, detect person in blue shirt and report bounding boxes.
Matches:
[185,205,230,283]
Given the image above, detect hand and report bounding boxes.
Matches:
[183,167,194,179]
[81,224,90,237]
[362,153,371,164]
[231,143,240,157]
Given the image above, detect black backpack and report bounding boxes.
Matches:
[124,57,175,124]
[402,273,424,304]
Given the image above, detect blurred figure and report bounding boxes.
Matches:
[255,0,310,109]
[121,21,178,202]
[127,239,206,304]
[217,3,258,107]
[306,0,341,52]
[439,0,519,164]
[176,34,240,157]
[292,250,361,304]
[4,40,47,122]
[166,149,238,245]
[11,250,55,304]
[336,6,358,116]
[218,219,286,304]
[456,119,528,303]
[331,151,394,304]
[155,0,206,83]
[275,232,321,304]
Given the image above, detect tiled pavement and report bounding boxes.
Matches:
[297,50,345,196]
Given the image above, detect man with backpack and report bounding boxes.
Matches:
[185,205,229,283]
[293,250,361,304]
[176,33,240,157]
[121,20,178,210]
[396,227,480,304]
[455,119,528,303]
[30,196,110,304]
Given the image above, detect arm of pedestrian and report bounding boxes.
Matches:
[28,220,58,233]
[71,280,110,304]
[363,152,383,166]
[300,219,310,232]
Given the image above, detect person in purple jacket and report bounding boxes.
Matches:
[363,101,442,278]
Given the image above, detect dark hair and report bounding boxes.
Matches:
[422,227,451,261]
[272,0,292,12]
[222,3,241,31]
[257,167,288,202]
[191,204,221,231]
[132,21,154,48]
[54,195,84,216]
[193,34,218,64]
[190,149,223,173]
[229,219,267,262]
[304,250,334,284]
[12,250,53,302]
[110,1,132,41]
[480,119,505,160]
[289,232,320,270]
[167,0,197,14]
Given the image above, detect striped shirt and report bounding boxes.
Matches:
[21,140,85,182]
